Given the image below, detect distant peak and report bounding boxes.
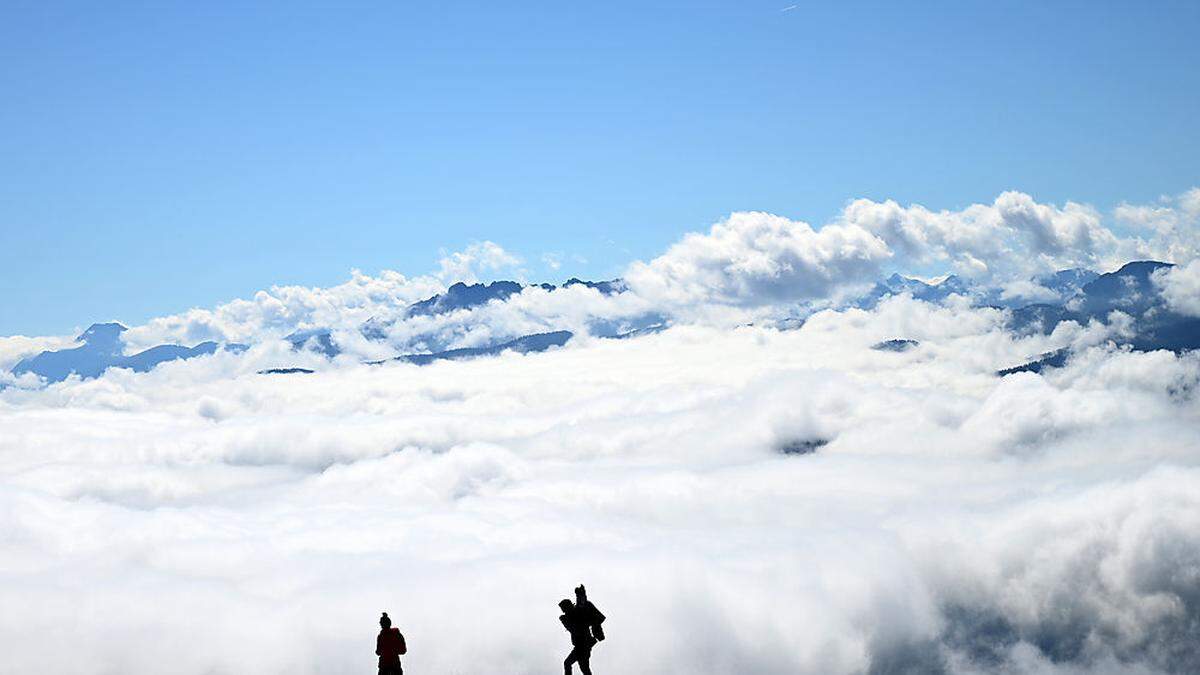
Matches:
[78,322,127,347]
[82,322,127,333]
[1115,260,1172,274]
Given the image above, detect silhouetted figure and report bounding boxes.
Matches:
[574,584,606,642]
[560,585,606,675]
[376,612,407,675]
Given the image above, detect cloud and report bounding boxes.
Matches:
[120,268,441,351]
[838,191,1127,279]
[624,210,891,309]
[436,241,522,282]
[1153,260,1200,317]
[0,333,74,372]
[2,295,1199,673]
[118,242,521,352]
[625,188,1200,315]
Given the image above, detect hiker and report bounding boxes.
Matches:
[574,584,606,641]
[376,612,407,675]
[560,585,605,675]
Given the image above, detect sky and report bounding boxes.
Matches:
[2,1,1199,335]
[4,6,1200,671]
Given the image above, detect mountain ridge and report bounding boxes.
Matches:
[9,264,1198,384]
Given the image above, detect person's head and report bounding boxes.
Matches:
[559,599,573,613]
[380,612,392,629]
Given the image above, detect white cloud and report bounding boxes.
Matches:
[436,240,522,282]
[999,278,1061,304]
[0,333,74,372]
[2,299,1199,673]
[1153,260,1200,317]
[838,191,1125,280]
[121,241,521,352]
[122,268,443,351]
[625,210,891,308]
[1112,187,1200,264]
[622,188,1200,315]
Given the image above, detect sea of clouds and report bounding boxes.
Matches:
[1,190,1199,674]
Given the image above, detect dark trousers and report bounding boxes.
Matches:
[379,663,402,675]
[564,645,592,675]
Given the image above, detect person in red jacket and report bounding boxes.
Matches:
[376,612,407,675]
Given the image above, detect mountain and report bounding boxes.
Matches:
[13,265,1194,384]
[378,330,573,366]
[297,278,626,357]
[858,273,975,308]
[862,268,1103,311]
[120,343,221,371]
[1071,261,1172,317]
[563,277,626,295]
[1008,261,1188,340]
[872,339,919,352]
[997,349,1070,376]
[1001,261,1200,374]
[11,323,233,383]
[407,280,525,317]
[285,328,339,357]
[1007,303,1078,335]
[1036,268,1100,302]
[406,278,623,318]
[849,262,1196,376]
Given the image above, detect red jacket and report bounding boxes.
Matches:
[376,627,407,666]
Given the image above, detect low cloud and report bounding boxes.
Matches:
[1153,260,1200,317]
[2,296,1199,673]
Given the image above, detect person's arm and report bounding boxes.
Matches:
[560,615,571,632]
[376,634,383,656]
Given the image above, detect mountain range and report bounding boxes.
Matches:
[10,323,246,383]
[7,264,1197,384]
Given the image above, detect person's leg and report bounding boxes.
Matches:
[565,647,579,675]
[578,647,593,675]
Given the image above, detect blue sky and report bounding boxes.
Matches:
[2,1,1198,336]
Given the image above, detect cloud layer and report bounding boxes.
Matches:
[2,294,1199,674]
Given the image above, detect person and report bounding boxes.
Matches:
[376,612,407,675]
[560,585,605,675]
[574,584,606,642]
[559,599,595,675]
